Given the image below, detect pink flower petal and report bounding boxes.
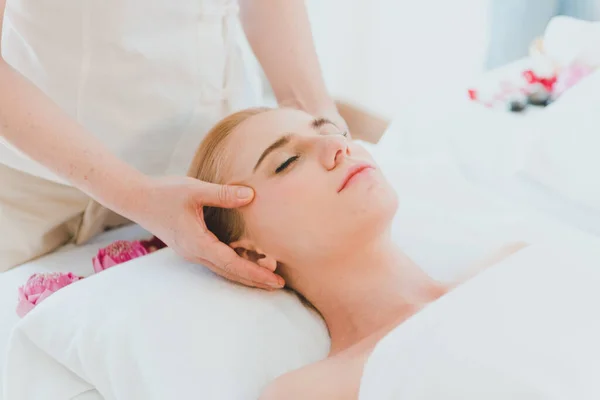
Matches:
[36,289,57,305]
[102,256,119,269]
[92,256,104,273]
[26,293,43,305]
[16,300,36,318]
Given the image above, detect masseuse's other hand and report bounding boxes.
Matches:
[328,112,350,137]
[137,176,285,290]
[318,109,352,139]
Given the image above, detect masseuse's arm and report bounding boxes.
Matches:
[240,0,348,133]
[0,0,282,290]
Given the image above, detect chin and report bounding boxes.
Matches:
[346,187,398,240]
[358,178,398,215]
[372,190,399,227]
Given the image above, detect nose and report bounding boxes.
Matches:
[318,135,350,170]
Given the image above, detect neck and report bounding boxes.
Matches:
[296,237,447,356]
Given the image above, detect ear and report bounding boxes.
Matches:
[229,239,278,272]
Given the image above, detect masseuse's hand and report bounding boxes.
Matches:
[137,176,285,290]
[327,111,351,138]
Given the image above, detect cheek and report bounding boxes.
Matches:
[258,169,325,211]
[243,171,326,250]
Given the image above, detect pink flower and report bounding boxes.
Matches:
[16,272,82,318]
[92,240,148,273]
[553,63,595,97]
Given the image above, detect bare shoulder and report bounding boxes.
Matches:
[489,241,530,262]
[454,241,530,286]
[473,241,529,270]
[259,360,339,400]
[260,351,366,400]
[499,241,529,253]
[259,369,307,400]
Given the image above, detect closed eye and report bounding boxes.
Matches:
[276,156,299,173]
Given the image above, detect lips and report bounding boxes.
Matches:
[337,163,375,193]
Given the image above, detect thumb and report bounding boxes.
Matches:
[198,182,255,208]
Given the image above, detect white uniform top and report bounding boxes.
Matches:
[0,0,259,184]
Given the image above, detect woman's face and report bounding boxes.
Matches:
[222,108,398,266]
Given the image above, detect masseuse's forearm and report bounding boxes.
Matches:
[240,0,337,116]
[0,59,148,217]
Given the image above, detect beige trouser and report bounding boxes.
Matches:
[0,164,131,272]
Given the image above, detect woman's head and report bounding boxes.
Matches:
[188,107,398,286]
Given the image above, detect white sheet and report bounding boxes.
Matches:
[521,70,600,215]
[360,242,600,399]
[380,153,593,282]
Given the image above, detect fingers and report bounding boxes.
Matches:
[203,241,285,289]
[199,182,254,208]
[206,263,278,291]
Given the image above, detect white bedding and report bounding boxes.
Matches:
[360,242,600,399]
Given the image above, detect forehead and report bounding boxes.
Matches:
[222,108,315,182]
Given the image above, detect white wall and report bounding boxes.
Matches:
[306,0,490,117]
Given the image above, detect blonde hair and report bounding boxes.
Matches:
[187,107,272,244]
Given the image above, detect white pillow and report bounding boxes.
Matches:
[520,70,600,213]
[0,224,149,396]
[4,249,329,400]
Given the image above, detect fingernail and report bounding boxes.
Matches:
[236,187,253,200]
[268,279,284,289]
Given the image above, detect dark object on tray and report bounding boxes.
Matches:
[508,100,527,112]
[527,91,552,107]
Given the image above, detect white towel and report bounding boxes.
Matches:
[543,16,600,67]
[360,242,600,399]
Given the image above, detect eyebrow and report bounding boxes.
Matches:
[253,134,292,172]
